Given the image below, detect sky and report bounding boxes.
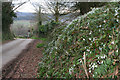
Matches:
[12,0,120,13]
[13,0,46,13]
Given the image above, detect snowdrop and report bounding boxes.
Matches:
[115,9,119,16]
[104,20,106,23]
[116,19,119,23]
[99,29,101,32]
[69,67,74,75]
[91,63,98,70]
[73,64,75,67]
[97,61,101,64]
[99,25,102,27]
[50,51,52,54]
[87,49,90,52]
[89,31,92,35]
[99,47,102,51]
[94,65,98,68]
[89,70,91,73]
[95,72,97,74]
[101,55,106,59]
[55,47,58,49]
[90,51,92,54]
[89,38,91,41]
[111,41,115,44]
[109,35,112,38]
[93,38,95,41]
[98,57,100,59]
[90,43,92,46]
[87,22,90,26]
[83,38,85,41]
[103,44,106,47]
[64,50,69,55]
[116,50,118,53]
[101,61,103,64]
[89,65,91,67]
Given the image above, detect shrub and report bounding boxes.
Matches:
[38,20,59,36]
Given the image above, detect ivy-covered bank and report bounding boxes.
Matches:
[37,3,120,78]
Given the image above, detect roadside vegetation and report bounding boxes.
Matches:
[37,2,120,78]
[2,1,120,79]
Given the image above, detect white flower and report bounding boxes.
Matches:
[103,44,105,47]
[97,61,100,64]
[109,35,111,38]
[90,51,92,54]
[55,47,58,49]
[99,25,102,27]
[89,65,91,67]
[94,65,98,68]
[89,31,92,35]
[116,50,118,53]
[101,61,103,64]
[87,49,90,52]
[116,19,119,22]
[99,29,101,32]
[89,38,91,40]
[83,38,85,41]
[111,41,115,44]
[93,38,95,41]
[101,55,106,59]
[69,67,74,75]
[89,70,91,73]
[66,51,69,54]
[98,57,100,59]
[95,72,97,74]
[104,20,106,23]
[99,47,102,51]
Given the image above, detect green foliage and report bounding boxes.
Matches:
[38,20,59,36]
[72,2,107,15]
[31,36,47,41]
[40,38,47,41]
[2,2,16,40]
[37,2,120,78]
[36,43,44,48]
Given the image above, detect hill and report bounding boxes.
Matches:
[14,12,35,20]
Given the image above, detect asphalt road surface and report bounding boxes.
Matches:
[0,39,33,70]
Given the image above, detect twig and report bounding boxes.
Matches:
[80,52,89,78]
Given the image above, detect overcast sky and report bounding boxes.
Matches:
[12,0,120,13]
[13,0,46,13]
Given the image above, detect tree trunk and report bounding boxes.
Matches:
[55,2,59,22]
[2,25,14,40]
[80,2,90,15]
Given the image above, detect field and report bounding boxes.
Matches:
[11,20,37,37]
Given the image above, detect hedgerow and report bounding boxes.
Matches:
[38,20,59,36]
[37,2,120,78]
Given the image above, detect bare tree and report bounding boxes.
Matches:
[29,1,43,26]
[12,0,30,12]
[44,0,71,22]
